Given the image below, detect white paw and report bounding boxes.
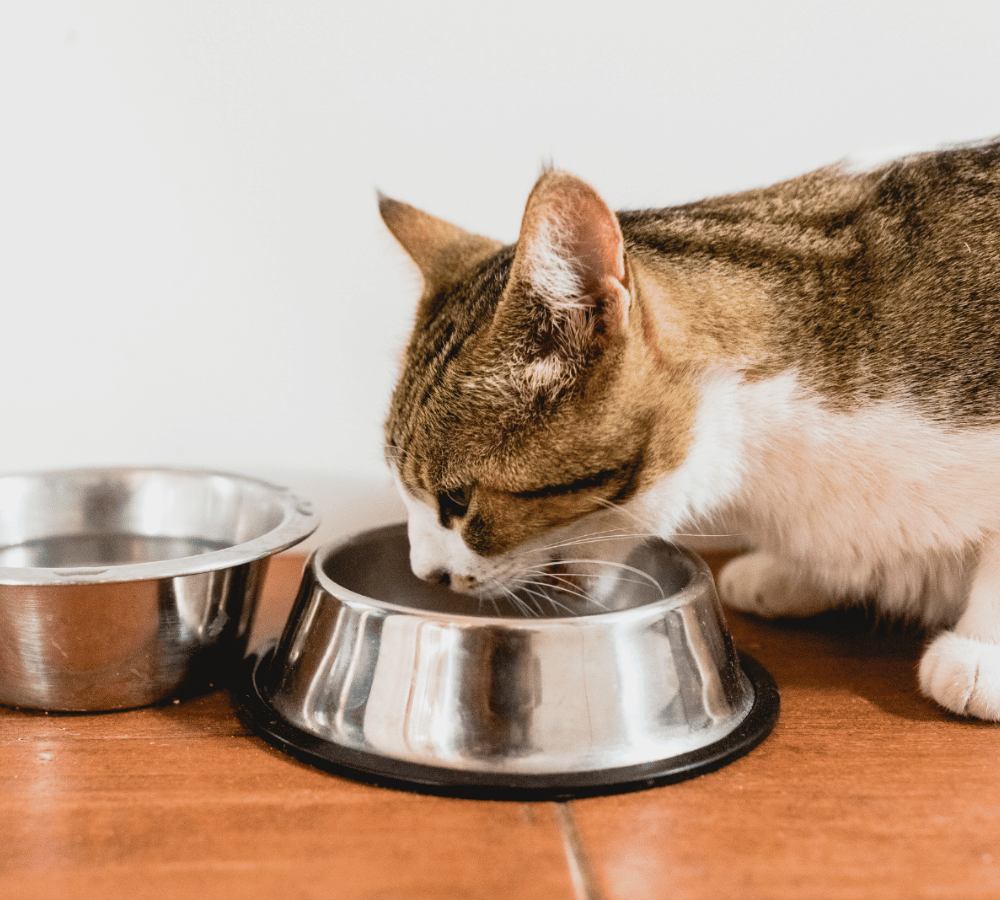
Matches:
[919,631,1000,720]
[718,552,836,619]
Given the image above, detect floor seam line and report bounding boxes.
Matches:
[553,801,607,900]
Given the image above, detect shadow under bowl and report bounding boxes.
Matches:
[237,523,779,799]
[0,466,318,711]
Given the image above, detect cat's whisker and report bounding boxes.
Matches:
[541,558,667,599]
[489,576,543,618]
[546,522,640,541]
[545,581,613,611]
[590,498,746,541]
[528,574,597,606]
[525,528,657,556]
[524,532,627,555]
[536,531,651,551]
[554,571,660,593]
[589,496,657,530]
[517,564,660,602]
[514,581,579,616]
[518,557,650,581]
[588,502,743,541]
[516,583,550,617]
[517,583,566,616]
[475,594,503,617]
[589,497,737,541]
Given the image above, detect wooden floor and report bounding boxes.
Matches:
[3,552,1000,900]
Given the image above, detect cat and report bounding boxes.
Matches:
[380,138,1000,721]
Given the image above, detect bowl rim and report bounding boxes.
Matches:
[306,521,716,627]
[0,465,319,586]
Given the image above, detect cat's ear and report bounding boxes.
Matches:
[505,170,631,348]
[379,193,502,294]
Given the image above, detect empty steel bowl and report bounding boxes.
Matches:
[238,523,778,798]
[0,466,319,711]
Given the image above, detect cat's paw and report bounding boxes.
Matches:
[919,631,1000,720]
[718,551,837,619]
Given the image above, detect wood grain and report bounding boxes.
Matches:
[3,552,1000,899]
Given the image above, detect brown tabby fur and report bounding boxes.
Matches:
[383,140,1000,560]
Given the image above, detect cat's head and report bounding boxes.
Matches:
[382,171,700,599]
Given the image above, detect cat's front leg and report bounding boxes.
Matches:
[718,551,840,618]
[919,537,1000,720]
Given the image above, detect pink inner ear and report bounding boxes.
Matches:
[505,170,633,354]
[564,188,628,288]
[551,182,630,332]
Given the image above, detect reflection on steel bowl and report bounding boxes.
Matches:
[0,466,318,711]
[237,523,779,799]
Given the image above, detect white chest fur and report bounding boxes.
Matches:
[636,370,1000,622]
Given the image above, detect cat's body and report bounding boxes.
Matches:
[382,139,1000,720]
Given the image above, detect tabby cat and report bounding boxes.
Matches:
[381,139,1000,720]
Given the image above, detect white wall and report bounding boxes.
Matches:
[2,1,999,546]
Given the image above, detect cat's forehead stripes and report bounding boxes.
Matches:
[385,247,514,488]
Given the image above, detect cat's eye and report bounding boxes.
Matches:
[438,485,473,525]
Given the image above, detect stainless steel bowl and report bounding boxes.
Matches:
[0,466,319,711]
[238,523,778,798]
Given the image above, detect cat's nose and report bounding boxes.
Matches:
[449,573,479,592]
[420,568,451,587]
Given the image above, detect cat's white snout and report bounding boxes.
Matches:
[410,560,482,594]
[447,572,481,593]
[400,491,485,593]
[408,546,452,585]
